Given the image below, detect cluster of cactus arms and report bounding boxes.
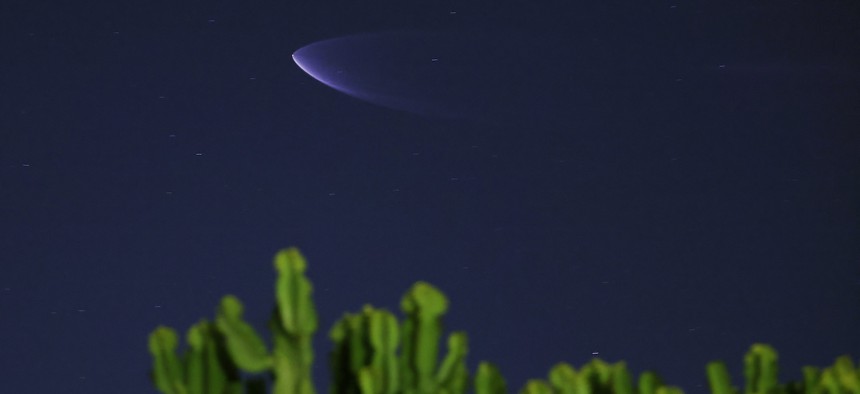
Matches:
[149,248,317,394]
[328,282,469,394]
[148,248,859,394]
[705,344,859,394]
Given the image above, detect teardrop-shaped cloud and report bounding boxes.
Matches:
[292,30,581,122]
[293,30,859,125]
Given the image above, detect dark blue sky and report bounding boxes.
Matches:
[1,1,858,393]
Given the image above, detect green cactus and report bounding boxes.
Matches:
[215,295,272,372]
[149,247,318,394]
[474,362,507,394]
[521,380,554,394]
[148,247,858,394]
[547,363,578,394]
[184,320,243,394]
[798,366,819,394]
[639,371,665,394]
[540,359,674,394]
[610,361,635,394]
[149,325,185,394]
[812,355,860,394]
[435,331,470,394]
[656,387,685,394]
[400,282,449,394]
[705,345,860,394]
[148,321,246,394]
[329,282,469,394]
[707,361,736,394]
[329,305,401,394]
[744,344,779,394]
[268,248,318,394]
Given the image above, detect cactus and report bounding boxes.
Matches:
[521,380,554,394]
[706,344,860,394]
[329,305,401,394]
[329,282,470,394]
[148,321,247,394]
[148,247,858,394]
[474,362,507,394]
[536,359,676,394]
[814,355,859,394]
[639,371,666,394]
[149,325,185,394]
[399,282,450,394]
[435,332,470,394]
[706,361,736,394]
[213,247,318,394]
[744,344,779,394]
[149,247,318,394]
[184,320,243,394]
[215,295,272,372]
[269,248,318,394]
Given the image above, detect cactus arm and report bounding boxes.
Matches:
[268,248,318,394]
[611,361,634,394]
[328,316,353,394]
[639,371,664,394]
[270,347,312,394]
[832,356,858,392]
[400,281,448,393]
[400,312,416,392]
[367,307,400,394]
[521,379,553,394]
[149,325,187,394]
[185,321,232,394]
[475,362,507,394]
[358,366,377,394]
[744,343,779,394]
[215,295,273,372]
[548,362,577,394]
[435,332,469,394]
[347,313,369,378]
[270,307,316,394]
[707,361,735,394]
[799,366,819,394]
[274,248,318,336]
[584,358,612,388]
[656,386,685,394]
[185,324,205,394]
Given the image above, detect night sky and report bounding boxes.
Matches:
[1,1,859,393]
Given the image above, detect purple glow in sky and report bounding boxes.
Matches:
[290,31,564,122]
